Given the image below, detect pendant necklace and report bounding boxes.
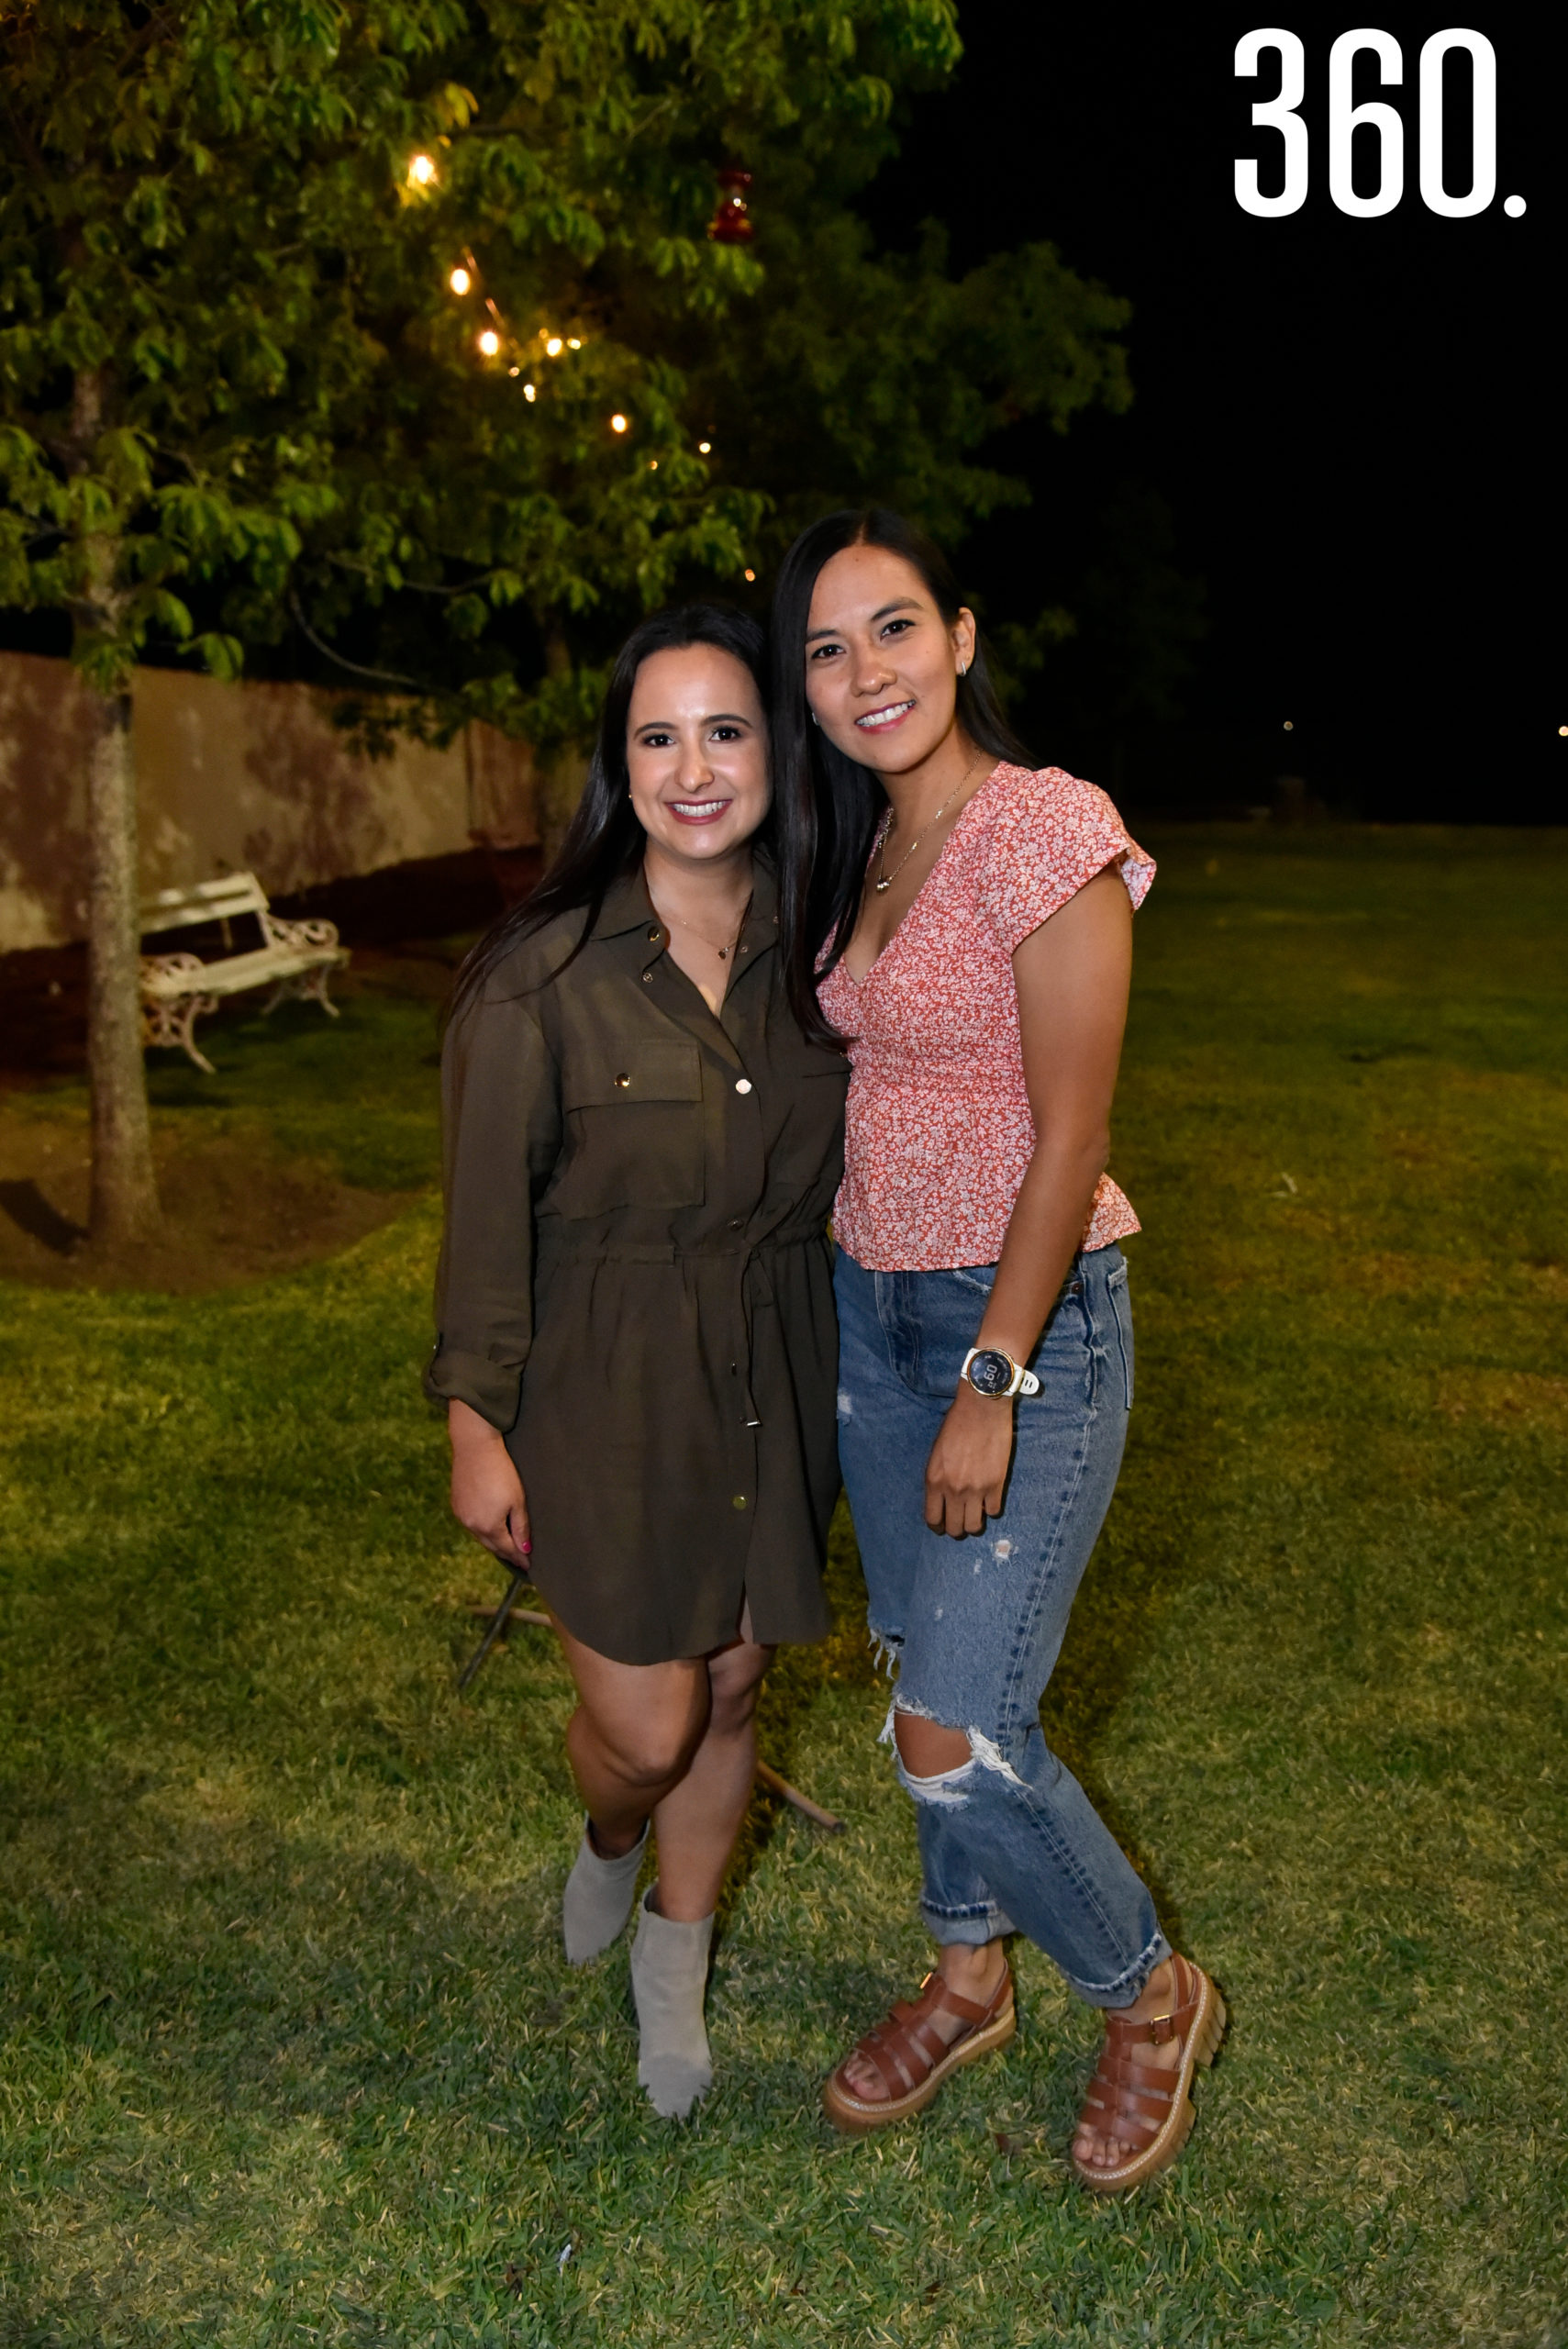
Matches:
[874,752,986,893]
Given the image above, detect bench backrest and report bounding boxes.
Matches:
[140,872,270,939]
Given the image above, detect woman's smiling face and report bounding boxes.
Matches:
[626,643,771,864]
[804,542,976,774]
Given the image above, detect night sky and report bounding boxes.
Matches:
[866,6,1561,821]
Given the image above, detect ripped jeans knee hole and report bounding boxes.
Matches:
[887,1705,1028,1806]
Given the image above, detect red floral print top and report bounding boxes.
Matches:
[817,763,1154,1273]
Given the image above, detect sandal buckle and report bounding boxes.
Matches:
[1146,2012,1175,2047]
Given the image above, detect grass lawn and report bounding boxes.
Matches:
[1,827,1564,2348]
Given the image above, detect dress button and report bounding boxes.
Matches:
[734,1077,752,1095]
[614,1073,630,1089]
[728,1217,743,1230]
[648,926,661,942]
[641,970,653,983]
[732,1494,748,1510]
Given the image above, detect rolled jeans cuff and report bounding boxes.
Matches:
[1069,1924,1175,2011]
[920,1894,1018,1947]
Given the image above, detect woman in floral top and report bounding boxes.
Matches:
[772,508,1224,2194]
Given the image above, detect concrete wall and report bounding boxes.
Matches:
[0,651,539,951]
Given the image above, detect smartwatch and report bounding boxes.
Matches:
[960,1346,1040,1400]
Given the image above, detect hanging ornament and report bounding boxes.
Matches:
[707,168,754,245]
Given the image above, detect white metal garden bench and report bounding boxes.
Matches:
[139,872,349,1074]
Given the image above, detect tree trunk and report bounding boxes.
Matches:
[68,365,161,1246]
[535,621,589,862]
[85,685,160,1245]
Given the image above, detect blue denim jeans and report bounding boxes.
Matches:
[835,1242,1171,2009]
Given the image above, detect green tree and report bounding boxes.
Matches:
[0,0,1129,1242]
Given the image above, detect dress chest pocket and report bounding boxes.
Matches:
[554,1037,706,1217]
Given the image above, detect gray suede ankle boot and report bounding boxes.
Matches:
[562,1819,648,1965]
[629,1887,714,2120]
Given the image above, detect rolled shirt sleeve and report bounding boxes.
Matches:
[424,971,562,1433]
[980,769,1154,957]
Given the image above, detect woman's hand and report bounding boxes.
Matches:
[924,1383,1015,1537]
[449,1398,532,1569]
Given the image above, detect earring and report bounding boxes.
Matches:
[810,710,819,728]
[957,661,968,678]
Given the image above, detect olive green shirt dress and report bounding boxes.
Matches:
[426,864,850,1665]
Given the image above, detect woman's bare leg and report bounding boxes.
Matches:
[555,1623,710,1857]
[651,1635,773,1920]
[553,1620,774,1915]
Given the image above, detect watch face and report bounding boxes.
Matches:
[966,1349,1014,1397]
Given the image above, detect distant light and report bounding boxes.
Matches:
[545,336,563,357]
[743,568,756,583]
[478,329,500,356]
[1504,195,1527,217]
[407,154,437,186]
[649,460,658,470]
[508,366,519,377]
[522,383,536,401]
[567,337,582,350]
[1283,719,1294,730]
[697,440,712,454]
[1560,724,1568,737]
[449,266,472,295]
[609,413,628,433]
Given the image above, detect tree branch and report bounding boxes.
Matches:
[287,588,424,689]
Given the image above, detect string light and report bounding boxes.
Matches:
[407,154,437,186]
[649,460,658,470]
[743,568,756,583]
[1560,725,1568,737]
[522,384,536,401]
[508,365,519,377]
[609,414,628,433]
[449,266,472,295]
[567,337,582,350]
[1283,719,1294,730]
[545,336,563,357]
[478,329,500,356]
[698,440,712,454]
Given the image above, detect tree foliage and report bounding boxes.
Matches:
[0,0,1130,737]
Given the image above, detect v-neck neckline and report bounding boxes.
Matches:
[840,760,1003,989]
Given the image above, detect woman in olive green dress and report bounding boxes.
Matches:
[427,606,847,2119]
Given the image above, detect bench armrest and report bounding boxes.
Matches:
[261,912,341,952]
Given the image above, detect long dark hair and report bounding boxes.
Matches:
[771,507,1031,985]
[452,604,835,1044]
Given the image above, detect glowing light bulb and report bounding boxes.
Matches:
[697,440,712,454]
[1560,725,1568,737]
[478,329,500,356]
[567,337,582,350]
[545,336,563,357]
[508,365,519,377]
[649,460,658,470]
[743,568,756,583]
[609,413,628,433]
[407,154,437,186]
[449,266,472,295]
[523,383,536,401]
[1283,719,1294,730]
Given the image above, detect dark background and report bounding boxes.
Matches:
[868,6,1561,821]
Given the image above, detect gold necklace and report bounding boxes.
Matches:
[654,892,752,961]
[873,753,986,893]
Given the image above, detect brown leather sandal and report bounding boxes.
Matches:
[822,1963,1016,2134]
[1071,1954,1226,2193]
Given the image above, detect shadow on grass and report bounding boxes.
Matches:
[0,1178,84,1254]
